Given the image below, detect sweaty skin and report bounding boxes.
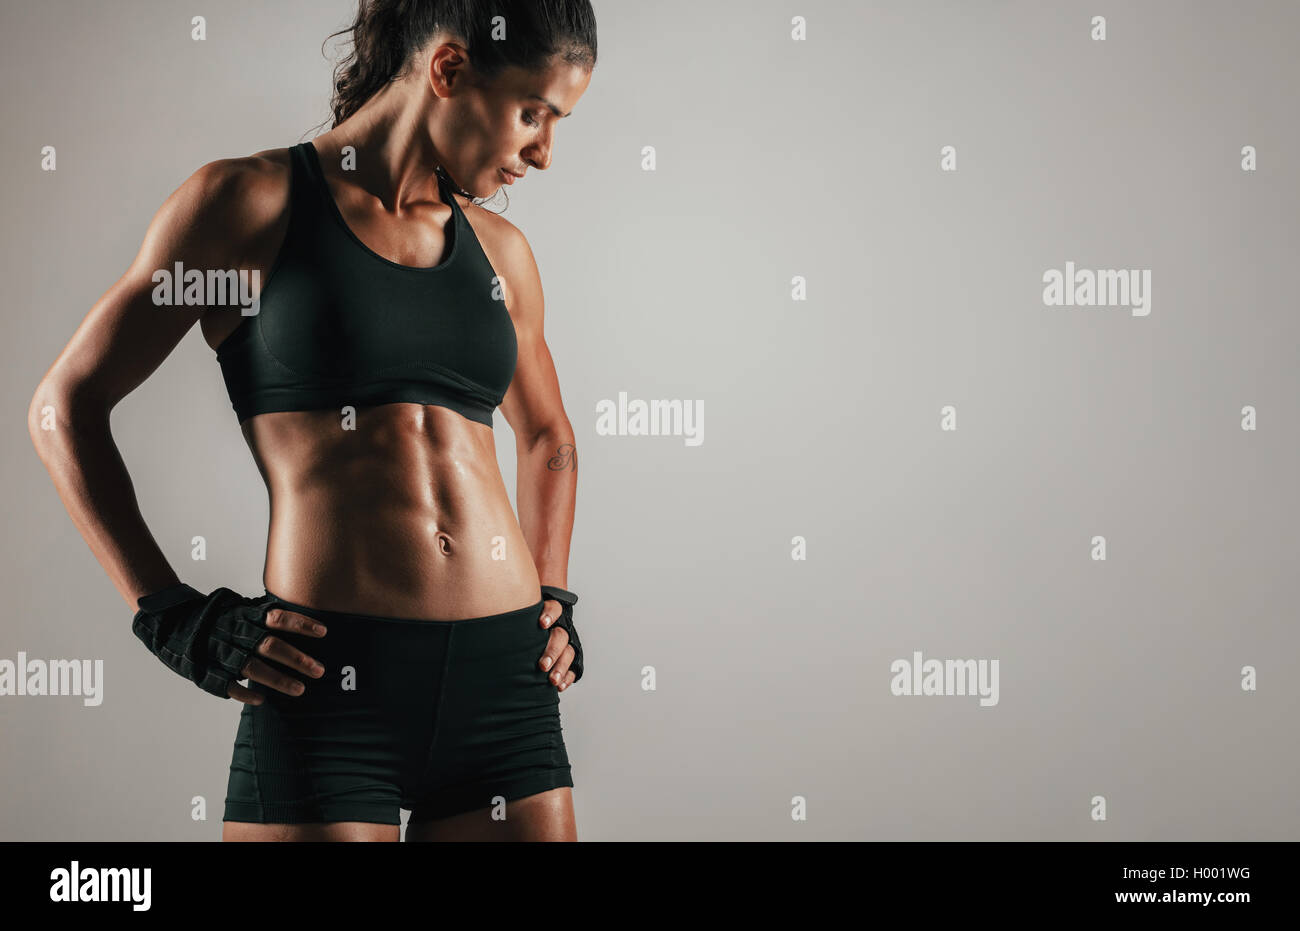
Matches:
[201,145,549,623]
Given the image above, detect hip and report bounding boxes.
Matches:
[249,592,555,716]
[227,593,569,822]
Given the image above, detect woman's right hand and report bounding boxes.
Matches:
[229,606,328,705]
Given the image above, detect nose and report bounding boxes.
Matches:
[525,147,552,172]
[525,127,555,171]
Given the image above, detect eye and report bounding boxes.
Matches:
[521,110,540,127]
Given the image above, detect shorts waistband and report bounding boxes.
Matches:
[263,590,546,627]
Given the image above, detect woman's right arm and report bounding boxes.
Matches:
[29,150,329,705]
[27,154,286,612]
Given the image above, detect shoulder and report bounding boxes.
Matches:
[186,146,290,193]
[166,147,293,236]
[458,200,541,288]
[135,146,296,279]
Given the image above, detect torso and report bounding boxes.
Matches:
[199,144,540,620]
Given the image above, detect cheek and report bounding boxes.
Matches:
[441,102,498,151]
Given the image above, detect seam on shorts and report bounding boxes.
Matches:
[414,626,457,792]
[282,703,328,813]
[246,698,328,817]
[248,705,263,807]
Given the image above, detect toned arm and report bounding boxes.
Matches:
[494,218,578,591]
[27,152,289,610]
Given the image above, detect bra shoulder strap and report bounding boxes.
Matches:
[288,141,327,217]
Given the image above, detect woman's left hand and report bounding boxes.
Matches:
[538,598,577,691]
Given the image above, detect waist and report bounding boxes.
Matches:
[264,591,546,631]
[263,495,540,620]
[246,403,539,618]
[248,593,550,706]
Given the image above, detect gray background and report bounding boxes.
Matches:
[2,0,1296,840]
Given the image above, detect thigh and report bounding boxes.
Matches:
[404,786,576,842]
[224,820,400,842]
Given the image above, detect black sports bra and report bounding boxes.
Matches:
[214,141,518,427]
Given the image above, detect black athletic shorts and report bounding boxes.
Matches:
[223,591,573,825]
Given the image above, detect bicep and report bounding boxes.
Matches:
[34,159,272,412]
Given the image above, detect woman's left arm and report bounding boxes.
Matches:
[492,219,580,690]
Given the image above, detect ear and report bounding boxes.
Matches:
[425,38,469,97]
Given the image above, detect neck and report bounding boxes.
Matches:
[318,78,462,207]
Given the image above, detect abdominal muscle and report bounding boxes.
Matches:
[241,402,541,621]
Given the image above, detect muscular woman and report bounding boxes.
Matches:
[27,0,596,842]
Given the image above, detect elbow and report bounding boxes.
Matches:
[28,379,55,455]
[528,417,576,453]
[28,376,103,462]
[28,377,65,463]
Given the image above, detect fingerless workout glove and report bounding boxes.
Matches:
[131,582,275,699]
[540,585,583,684]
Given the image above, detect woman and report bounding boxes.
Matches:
[26,0,596,842]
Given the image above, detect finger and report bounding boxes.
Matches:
[538,599,562,629]
[538,625,570,672]
[241,656,307,697]
[227,680,265,705]
[547,645,576,687]
[254,635,325,680]
[557,670,577,692]
[264,607,328,638]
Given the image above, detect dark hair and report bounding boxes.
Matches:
[325,0,596,129]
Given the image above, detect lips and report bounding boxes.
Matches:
[500,167,523,185]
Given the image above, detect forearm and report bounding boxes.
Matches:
[516,425,577,589]
[28,386,180,611]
